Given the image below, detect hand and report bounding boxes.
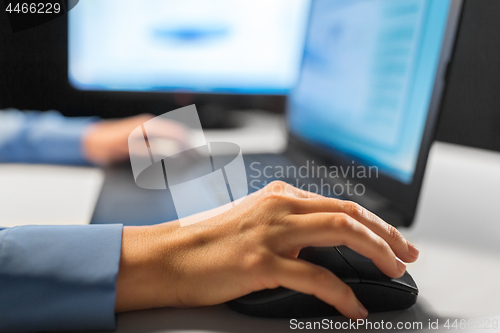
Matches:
[115,181,419,319]
[82,114,190,166]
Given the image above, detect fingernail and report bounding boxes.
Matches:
[408,243,420,258]
[396,257,407,272]
[358,302,368,318]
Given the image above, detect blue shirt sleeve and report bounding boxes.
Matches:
[0,109,99,165]
[0,224,123,332]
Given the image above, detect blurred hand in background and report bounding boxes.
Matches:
[83,114,191,166]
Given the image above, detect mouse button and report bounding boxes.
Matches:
[298,247,360,283]
[336,246,387,280]
[394,271,419,293]
[336,246,418,293]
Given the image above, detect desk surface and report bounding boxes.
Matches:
[0,164,103,227]
[91,141,500,333]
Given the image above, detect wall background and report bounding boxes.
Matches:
[1,0,499,148]
[436,0,500,152]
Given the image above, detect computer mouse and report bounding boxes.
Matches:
[227,246,418,318]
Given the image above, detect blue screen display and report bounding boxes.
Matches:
[288,0,451,183]
[68,0,310,94]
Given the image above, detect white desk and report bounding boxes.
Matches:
[401,142,500,321]
[0,164,104,227]
[95,141,500,333]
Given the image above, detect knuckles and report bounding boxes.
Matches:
[314,213,357,235]
[312,268,332,287]
[385,223,403,243]
[260,191,287,203]
[343,201,365,219]
[262,180,289,195]
[257,181,295,208]
[332,213,354,231]
[375,236,392,254]
[336,283,355,304]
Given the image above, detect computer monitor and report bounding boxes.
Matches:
[290,0,456,184]
[287,0,462,223]
[68,0,310,95]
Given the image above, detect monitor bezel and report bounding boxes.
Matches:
[286,0,464,226]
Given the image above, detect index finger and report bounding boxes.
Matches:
[289,196,419,263]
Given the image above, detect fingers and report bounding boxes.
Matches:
[274,258,368,320]
[256,182,418,277]
[285,213,406,278]
[140,119,190,145]
[289,196,419,263]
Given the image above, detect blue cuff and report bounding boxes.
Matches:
[28,112,97,165]
[0,224,123,332]
[0,110,99,165]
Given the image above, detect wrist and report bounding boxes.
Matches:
[115,224,180,312]
[82,123,106,165]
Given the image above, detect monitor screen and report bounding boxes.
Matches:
[288,0,452,183]
[68,0,310,94]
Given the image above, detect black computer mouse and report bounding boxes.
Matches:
[227,246,418,318]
